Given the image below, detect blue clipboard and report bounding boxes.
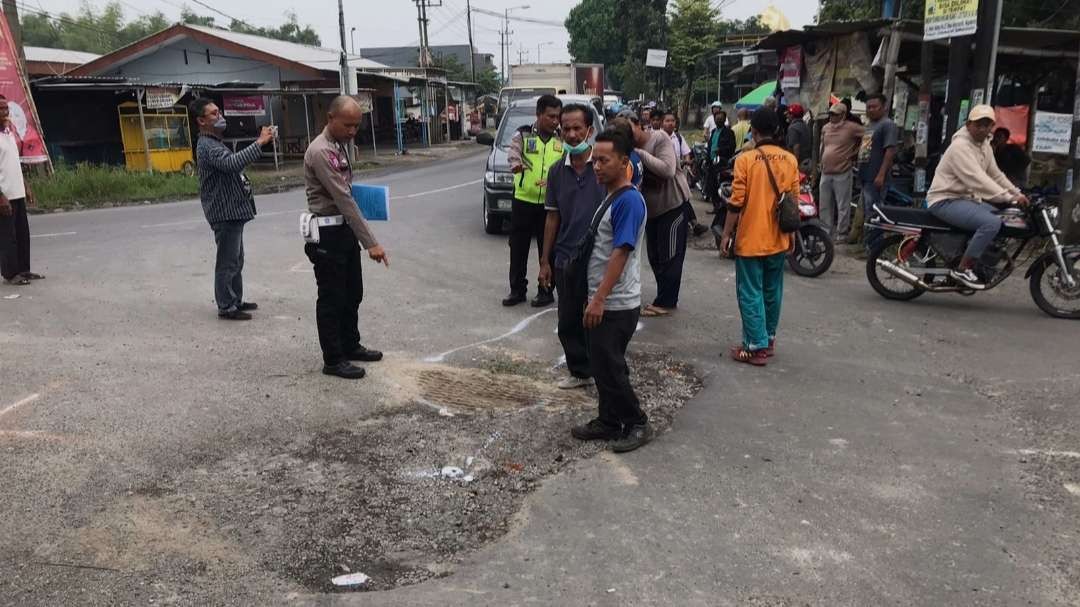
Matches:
[350,184,390,221]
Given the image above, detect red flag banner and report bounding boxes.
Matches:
[0,15,48,163]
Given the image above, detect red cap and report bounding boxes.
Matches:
[788,103,805,118]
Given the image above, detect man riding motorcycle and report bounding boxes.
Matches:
[925,104,1029,290]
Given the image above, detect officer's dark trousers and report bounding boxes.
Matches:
[588,308,646,432]
[305,225,363,366]
[554,266,590,379]
[0,197,30,281]
[645,205,689,309]
[211,220,245,312]
[508,198,550,296]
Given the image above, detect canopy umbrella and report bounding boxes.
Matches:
[735,81,778,110]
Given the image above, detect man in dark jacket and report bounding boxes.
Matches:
[192,98,273,320]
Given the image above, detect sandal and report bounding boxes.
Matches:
[730,345,768,366]
[641,305,672,318]
[4,276,30,286]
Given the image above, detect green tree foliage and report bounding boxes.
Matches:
[564,0,666,97]
[565,0,623,72]
[431,54,502,96]
[21,2,321,54]
[668,0,719,121]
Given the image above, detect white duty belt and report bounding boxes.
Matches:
[300,213,344,243]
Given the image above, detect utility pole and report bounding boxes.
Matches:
[465,0,477,84]
[337,0,351,94]
[971,0,1002,104]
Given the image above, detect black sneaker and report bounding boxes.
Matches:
[238,301,258,311]
[692,223,709,237]
[611,423,653,453]
[218,309,252,320]
[322,361,366,379]
[571,418,621,441]
[530,289,554,307]
[346,345,383,362]
[501,292,527,306]
[949,268,986,290]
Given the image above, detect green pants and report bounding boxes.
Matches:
[735,253,786,351]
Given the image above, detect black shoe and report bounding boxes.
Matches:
[346,345,383,362]
[571,418,621,441]
[238,301,258,311]
[692,223,709,237]
[218,309,252,320]
[322,361,366,379]
[502,292,527,306]
[530,289,554,307]
[611,423,653,453]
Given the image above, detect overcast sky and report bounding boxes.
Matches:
[36,0,818,67]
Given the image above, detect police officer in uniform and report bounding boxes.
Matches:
[303,96,389,379]
[503,94,563,307]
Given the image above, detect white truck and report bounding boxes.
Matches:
[509,63,605,96]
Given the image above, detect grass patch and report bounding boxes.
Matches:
[29,164,198,210]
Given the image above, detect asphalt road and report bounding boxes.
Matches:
[2,149,1078,606]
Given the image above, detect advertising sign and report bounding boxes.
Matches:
[779,46,801,89]
[144,87,180,109]
[222,95,266,116]
[574,64,605,96]
[924,0,980,41]
[1032,111,1072,155]
[0,14,48,163]
[645,49,668,68]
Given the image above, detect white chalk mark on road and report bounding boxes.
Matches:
[1065,482,1080,496]
[1015,448,1080,459]
[393,179,481,200]
[0,393,40,421]
[424,307,556,363]
[30,231,77,239]
[288,260,310,273]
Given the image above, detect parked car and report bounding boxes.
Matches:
[476,97,605,234]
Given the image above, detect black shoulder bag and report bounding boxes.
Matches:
[759,147,801,234]
[564,185,633,301]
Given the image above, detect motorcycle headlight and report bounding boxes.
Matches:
[1046,205,1060,228]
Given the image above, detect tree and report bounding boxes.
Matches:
[565,0,623,79]
[180,7,215,27]
[615,0,668,99]
[668,0,719,123]
[228,11,321,46]
[431,53,501,96]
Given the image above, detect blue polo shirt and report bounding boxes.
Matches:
[544,150,606,269]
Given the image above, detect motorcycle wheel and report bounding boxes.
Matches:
[787,224,833,277]
[866,235,929,301]
[1029,249,1080,319]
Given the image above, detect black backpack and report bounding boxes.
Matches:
[758,146,800,234]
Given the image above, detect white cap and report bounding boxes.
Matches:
[967,104,996,123]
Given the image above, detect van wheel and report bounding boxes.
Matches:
[483,203,501,234]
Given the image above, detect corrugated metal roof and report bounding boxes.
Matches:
[184,25,388,71]
[24,46,101,65]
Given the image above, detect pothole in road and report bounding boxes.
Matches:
[108,350,701,595]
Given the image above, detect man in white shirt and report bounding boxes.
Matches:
[0,95,41,286]
[702,101,723,140]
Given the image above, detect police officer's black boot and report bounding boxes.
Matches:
[322,361,366,379]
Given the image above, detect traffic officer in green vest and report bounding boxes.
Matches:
[503,94,563,307]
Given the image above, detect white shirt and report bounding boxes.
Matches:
[0,129,25,200]
[703,114,717,139]
[668,130,691,160]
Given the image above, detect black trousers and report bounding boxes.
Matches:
[588,307,646,431]
[681,199,699,225]
[211,220,245,312]
[0,197,30,281]
[645,205,689,309]
[508,198,550,295]
[305,225,364,366]
[554,266,590,379]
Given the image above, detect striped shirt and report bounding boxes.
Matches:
[195,134,262,224]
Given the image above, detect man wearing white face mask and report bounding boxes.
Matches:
[191,98,274,320]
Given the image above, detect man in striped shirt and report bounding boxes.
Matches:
[192,98,273,320]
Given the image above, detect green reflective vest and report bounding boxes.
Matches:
[514,129,564,205]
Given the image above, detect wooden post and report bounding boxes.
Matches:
[267,95,279,171]
[944,36,972,142]
[136,89,153,174]
[882,23,903,109]
[914,41,934,196]
[303,93,311,146]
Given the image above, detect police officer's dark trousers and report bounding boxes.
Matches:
[508,198,550,296]
[305,225,363,366]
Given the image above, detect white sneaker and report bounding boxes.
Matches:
[557,376,595,390]
[950,268,986,290]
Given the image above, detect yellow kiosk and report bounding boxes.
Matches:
[117,101,194,174]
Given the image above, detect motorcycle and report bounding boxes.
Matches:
[787,173,834,277]
[865,195,1080,319]
[691,142,712,198]
[709,173,834,278]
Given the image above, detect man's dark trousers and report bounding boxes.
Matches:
[553,266,590,379]
[588,308,646,432]
[645,205,689,308]
[305,225,363,366]
[0,197,30,280]
[211,220,247,312]
[508,198,549,296]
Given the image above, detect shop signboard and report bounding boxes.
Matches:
[924,0,979,41]
[223,95,266,116]
[779,46,801,89]
[1031,111,1072,155]
[645,49,668,68]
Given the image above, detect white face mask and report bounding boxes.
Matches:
[212,116,227,131]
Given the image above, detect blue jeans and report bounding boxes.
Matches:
[735,253,786,351]
[861,182,885,251]
[928,198,1003,260]
[211,220,246,312]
